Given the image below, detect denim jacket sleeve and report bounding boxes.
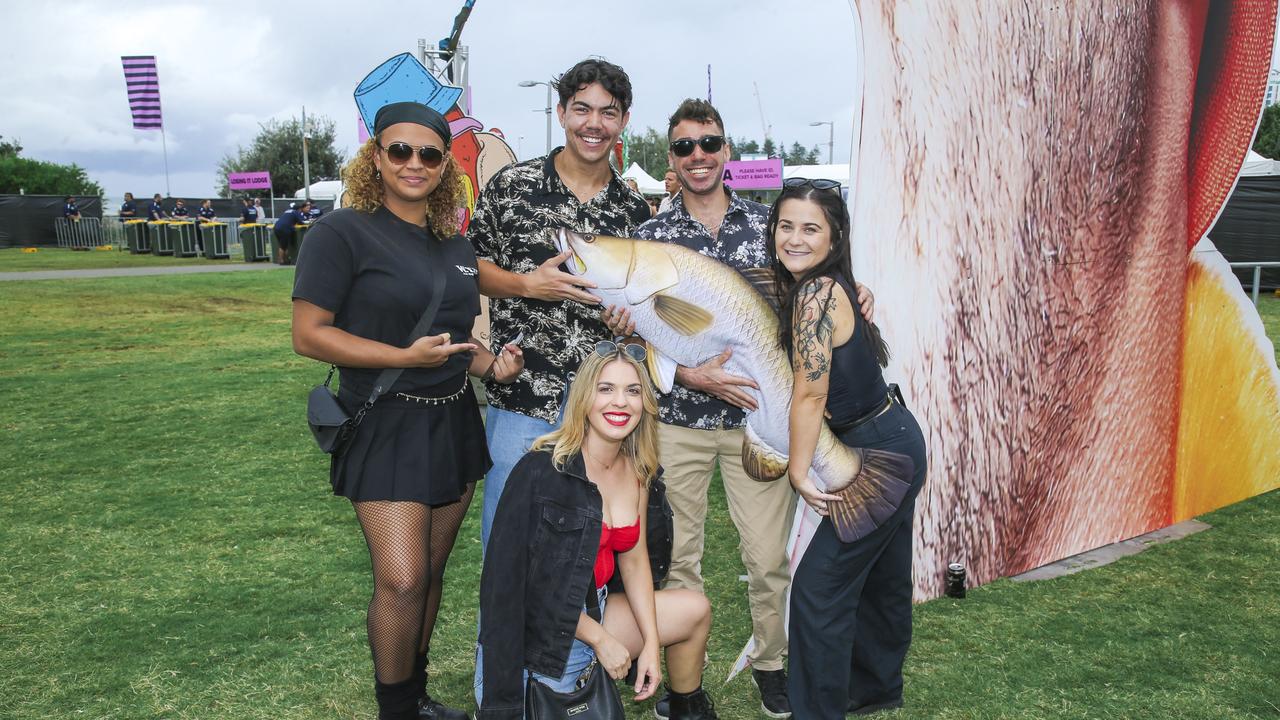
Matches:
[478,452,541,719]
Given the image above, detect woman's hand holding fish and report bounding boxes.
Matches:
[791,472,841,516]
[675,347,760,411]
[523,250,602,304]
[601,305,637,337]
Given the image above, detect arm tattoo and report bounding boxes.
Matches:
[793,279,836,382]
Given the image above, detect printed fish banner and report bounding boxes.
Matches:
[121,56,162,130]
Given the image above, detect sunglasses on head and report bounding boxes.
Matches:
[378,141,445,168]
[669,135,726,157]
[594,340,648,363]
[783,177,841,191]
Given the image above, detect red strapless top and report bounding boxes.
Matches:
[594,520,641,588]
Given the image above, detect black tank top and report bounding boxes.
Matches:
[823,273,890,425]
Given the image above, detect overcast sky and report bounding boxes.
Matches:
[0,0,863,203]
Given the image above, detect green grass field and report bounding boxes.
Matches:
[0,247,252,272]
[0,274,1276,719]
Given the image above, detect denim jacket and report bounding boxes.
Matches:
[478,450,670,720]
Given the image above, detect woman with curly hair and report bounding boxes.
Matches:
[292,102,524,720]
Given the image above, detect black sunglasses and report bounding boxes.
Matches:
[378,141,445,168]
[783,177,841,191]
[594,340,647,363]
[669,135,726,157]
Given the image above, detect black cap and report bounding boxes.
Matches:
[373,101,451,148]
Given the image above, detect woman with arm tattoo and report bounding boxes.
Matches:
[766,180,928,719]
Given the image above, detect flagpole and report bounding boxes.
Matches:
[160,125,171,197]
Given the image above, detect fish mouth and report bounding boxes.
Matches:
[553,228,588,275]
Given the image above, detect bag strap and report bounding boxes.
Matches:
[585,579,603,622]
[339,231,449,427]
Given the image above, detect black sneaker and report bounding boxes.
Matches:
[668,687,718,720]
[750,668,792,718]
[653,689,670,719]
[418,694,468,720]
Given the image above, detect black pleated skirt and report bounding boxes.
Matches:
[331,375,491,506]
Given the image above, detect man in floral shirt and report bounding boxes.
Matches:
[468,58,649,549]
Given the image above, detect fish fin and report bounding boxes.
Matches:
[624,244,679,304]
[653,293,714,336]
[644,342,679,394]
[740,267,782,312]
[741,432,788,482]
[827,448,914,543]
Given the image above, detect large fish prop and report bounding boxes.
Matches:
[554,228,914,543]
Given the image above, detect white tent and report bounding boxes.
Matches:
[621,162,665,194]
[294,180,343,199]
[1241,150,1280,176]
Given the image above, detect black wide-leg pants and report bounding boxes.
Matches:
[788,402,927,719]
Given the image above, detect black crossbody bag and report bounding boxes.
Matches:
[524,584,624,720]
[306,246,446,455]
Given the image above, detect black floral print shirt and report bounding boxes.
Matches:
[468,149,650,422]
[634,188,771,429]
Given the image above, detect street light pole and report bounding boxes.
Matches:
[810,120,834,164]
[519,80,554,154]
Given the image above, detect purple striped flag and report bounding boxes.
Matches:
[121,55,163,130]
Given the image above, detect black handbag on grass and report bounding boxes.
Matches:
[305,242,446,455]
[524,586,624,720]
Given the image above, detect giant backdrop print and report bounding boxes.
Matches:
[847,0,1280,598]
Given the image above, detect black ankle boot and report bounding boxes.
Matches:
[415,654,468,720]
[668,686,718,720]
[375,676,421,720]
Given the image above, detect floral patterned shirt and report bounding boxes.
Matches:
[634,188,771,429]
[468,149,651,422]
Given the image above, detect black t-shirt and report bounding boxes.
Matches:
[292,206,481,399]
[241,206,258,224]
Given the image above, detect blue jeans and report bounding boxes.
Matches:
[480,406,560,551]
[474,587,607,712]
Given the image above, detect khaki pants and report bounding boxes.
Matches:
[658,421,796,670]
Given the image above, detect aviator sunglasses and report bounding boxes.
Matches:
[783,177,841,191]
[594,340,648,363]
[669,134,726,157]
[378,141,445,168]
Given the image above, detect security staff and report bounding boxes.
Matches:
[148,194,167,221]
[62,197,81,220]
[197,199,217,223]
[171,199,190,218]
[240,197,259,224]
[272,200,310,264]
[120,193,137,217]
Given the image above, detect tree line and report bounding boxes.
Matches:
[0,136,104,197]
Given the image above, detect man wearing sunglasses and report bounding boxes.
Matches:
[604,99,874,719]
[466,58,650,552]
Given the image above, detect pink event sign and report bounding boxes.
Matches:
[722,159,783,190]
[227,171,273,191]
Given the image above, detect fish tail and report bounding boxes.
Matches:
[827,448,914,543]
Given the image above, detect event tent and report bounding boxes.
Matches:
[1241,149,1280,176]
[621,163,666,194]
[783,163,851,184]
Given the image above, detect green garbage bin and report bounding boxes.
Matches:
[239,224,271,262]
[200,222,229,259]
[125,220,150,254]
[169,222,198,257]
[149,221,173,255]
[269,223,309,265]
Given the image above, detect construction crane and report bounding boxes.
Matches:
[753,81,773,151]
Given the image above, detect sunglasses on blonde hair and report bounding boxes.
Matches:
[594,340,647,363]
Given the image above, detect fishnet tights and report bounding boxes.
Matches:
[354,483,475,685]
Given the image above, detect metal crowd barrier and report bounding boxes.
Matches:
[54,217,106,249]
[1228,261,1280,306]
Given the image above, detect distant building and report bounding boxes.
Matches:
[1266,69,1280,108]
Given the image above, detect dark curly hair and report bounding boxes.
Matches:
[667,99,726,139]
[342,137,465,239]
[553,58,633,113]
